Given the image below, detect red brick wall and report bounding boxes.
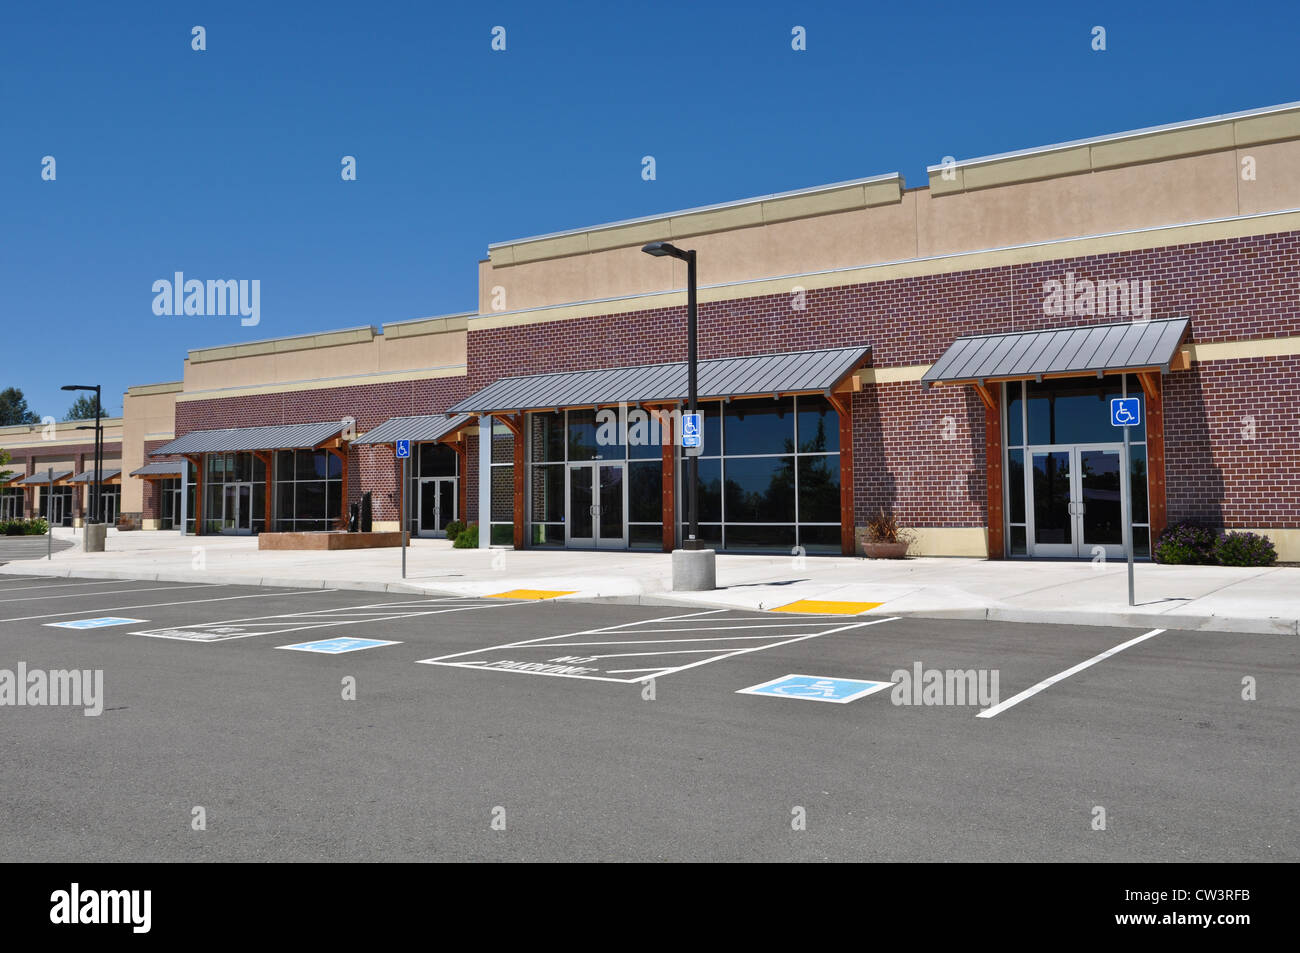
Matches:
[174,376,469,523]
[472,229,1300,532]
[1164,355,1300,530]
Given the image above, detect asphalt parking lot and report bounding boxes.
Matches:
[0,573,1295,862]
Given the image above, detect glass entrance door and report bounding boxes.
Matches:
[418,478,457,537]
[566,463,625,548]
[1028,446,1127,558]
[220,482,254,534]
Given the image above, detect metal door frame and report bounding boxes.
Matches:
[565,461,627,549]
[1025,443,1128,559]
[417,477,457,538]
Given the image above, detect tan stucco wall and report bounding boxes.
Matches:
[181,320,467,398]
[478,129,1300,322]
[121,384,180,514]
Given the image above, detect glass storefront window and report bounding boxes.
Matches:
[797,395,839,453]
[1007,449,1025,524]
[530,412,565,463]
[797,455,840,524]
[724,397,794,456]
[724,456,796,523]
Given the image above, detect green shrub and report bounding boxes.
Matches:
[1214,531,1278,567]
[1,520,20,536]
[444,519,465,539]
[1,518,48,535]
[452,523,479,549]
[1153,522,1217,564]
[24,518,49,535]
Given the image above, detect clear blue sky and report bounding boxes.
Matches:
[2,0,1297,418]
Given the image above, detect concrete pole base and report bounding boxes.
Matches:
[671,548,716,591]
[83,522,107,553]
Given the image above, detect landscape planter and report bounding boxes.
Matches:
[862,540,910,559]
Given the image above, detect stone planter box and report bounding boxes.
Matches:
[861,540,910,559]
[258,531,404,551]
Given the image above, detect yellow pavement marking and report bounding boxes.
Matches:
[486,589,577,600]
[770,599,883,615]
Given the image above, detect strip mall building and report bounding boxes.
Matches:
[4,102,1298,560]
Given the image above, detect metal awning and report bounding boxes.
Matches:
[150,421,348,456]
[353,413,473,446]
[449,346,871,415]
[130,461,185,477]
[922,317,1190,387]
[69,468,121,484]
[18,470,73,485]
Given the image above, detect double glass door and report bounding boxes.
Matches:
[220,482,254,534]
[567,463,626,548]
[1029,445,1126,558]
[418,478,456,537]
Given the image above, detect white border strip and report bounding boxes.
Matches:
[976,628,1167,719]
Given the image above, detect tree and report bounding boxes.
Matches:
[0,446,12,484]
[64,393,106,421]
[0,387,40,426]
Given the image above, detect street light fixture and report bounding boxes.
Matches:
[62,384,102,526]
[641,242,700,550]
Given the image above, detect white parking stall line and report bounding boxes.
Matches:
[0,579,133,593]
[976,627,1167,719]
[0,583,217,604]
[131,597,518,642]
[0,588,337,623]
[418,613,900,683]
[644,617,900,681]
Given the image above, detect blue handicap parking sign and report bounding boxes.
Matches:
[278,638,401,654]
[1110,397,1141,427]
[681,413,702,449]
[395,439,411,459]
[44,617,147,629]
[737,673,891,704]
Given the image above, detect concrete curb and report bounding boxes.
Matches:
[0,564,1295,636]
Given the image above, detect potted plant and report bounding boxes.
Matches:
[861,510,913,559]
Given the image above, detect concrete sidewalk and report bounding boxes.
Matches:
[2,527,1297,635]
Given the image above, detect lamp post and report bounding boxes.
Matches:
[62,384,102,532]
[642,241,714,590]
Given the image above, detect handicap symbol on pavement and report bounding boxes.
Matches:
[737,673,892,704]
[278,637,401,654]
[45,617,147,629]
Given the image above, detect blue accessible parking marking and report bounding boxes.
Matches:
[44,617,148,629]
[737,673,892,704]
[277,637,401,654]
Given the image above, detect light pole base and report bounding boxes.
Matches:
[83,522,107,553]
[671,548,716,591]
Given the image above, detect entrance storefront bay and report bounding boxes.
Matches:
[1004,376,1150,559]
[521,396,842,552]
[410,441,459,537]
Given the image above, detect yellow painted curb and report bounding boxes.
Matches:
[771,599,883,615]
[486,589,577,600]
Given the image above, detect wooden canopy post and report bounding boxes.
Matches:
[972,382,1004,560]
[654,405,676,553]
[826,390,857,556]
[1137,372,1167,544]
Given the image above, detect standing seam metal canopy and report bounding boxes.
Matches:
[149,421,349,456]
[448,346,871,414]
[353,413,473,445]
[17,470,73,485]
[69,469,122,483]
[129,461,186,477]
[921,317,1190,386]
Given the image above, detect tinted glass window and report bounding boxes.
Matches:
[797,396,839,453]
[797,455,840,523]
[628,460,662,522]
[724,397,794,456]
[567,410,598,461]
[724,456,796,523]
[1027,378,1124,445]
